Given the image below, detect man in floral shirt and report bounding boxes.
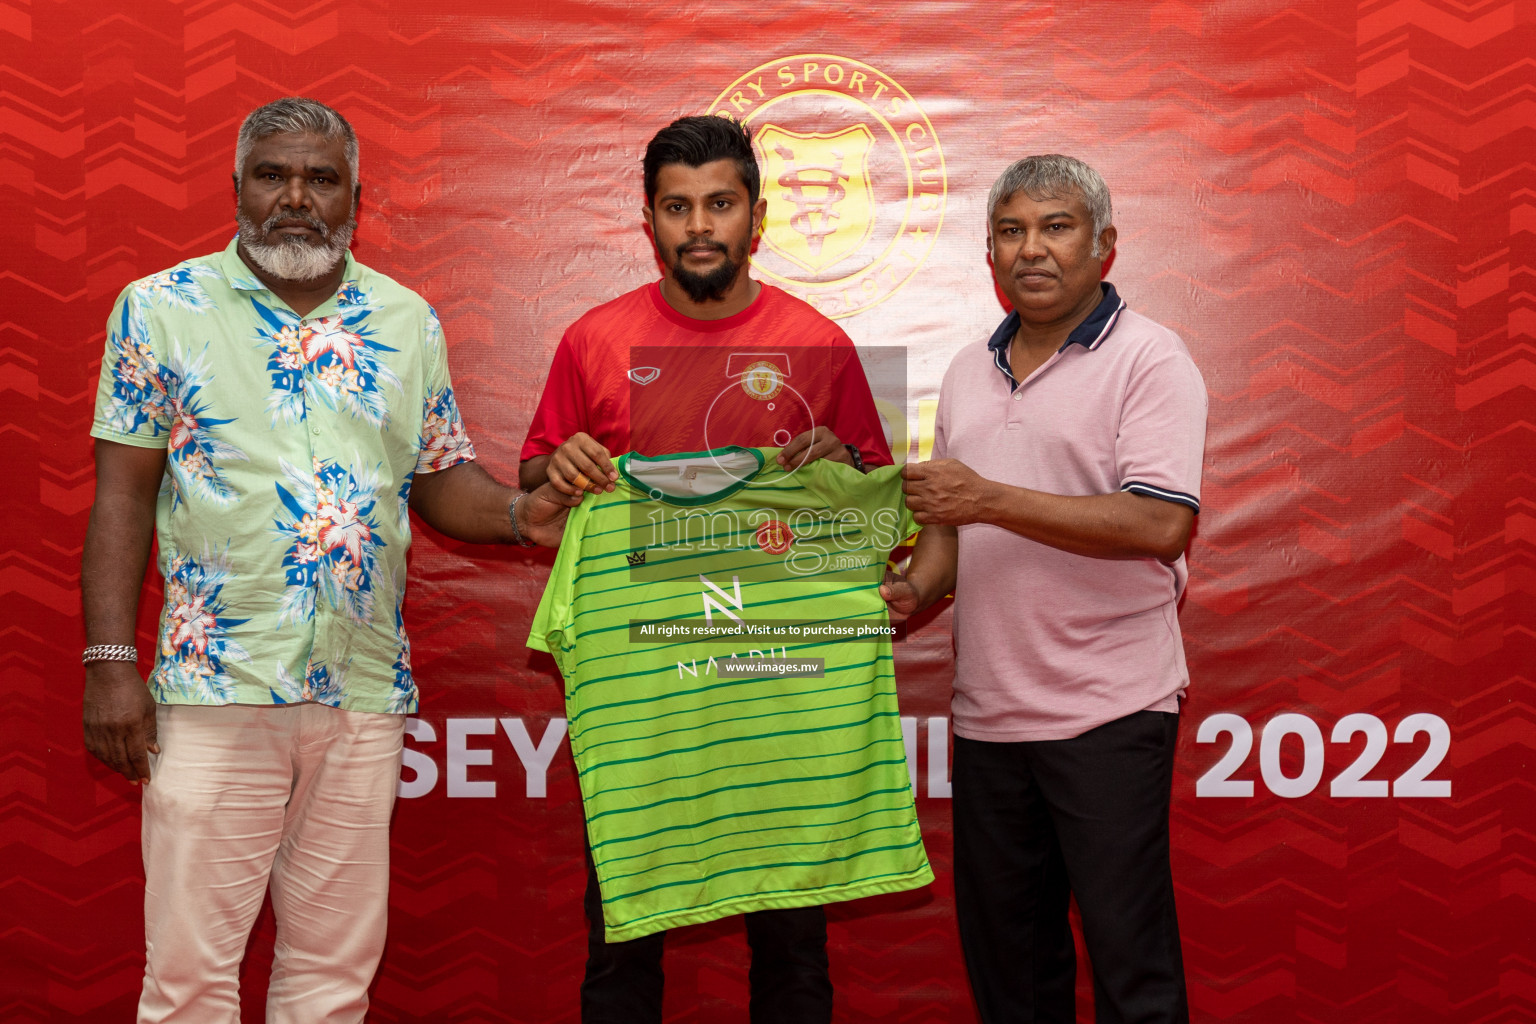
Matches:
[81,97,573,1022]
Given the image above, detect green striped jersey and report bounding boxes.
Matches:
[529,446,932,941]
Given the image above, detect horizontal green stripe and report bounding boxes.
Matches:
[606,837,929,904]
[574,520,854,568]
[568,642,886,703]
[576,709,897,779]
[570,563,876,626]
[566,652,893,710]
[577,693,897,762]
[566,576,804,625]
[568,665,881,741]
[585,747,901,821]
[573,582,876,645]
[603,864,933,932]
[585,755,908,824]
[569,605,884,679]
[590,785,910,852]
[571,551,777,591]
[569,537,881,596]
[601,820,918,886]
[596,804,907,868]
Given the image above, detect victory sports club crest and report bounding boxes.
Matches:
[738,358,787,400]
[755,125,875,274]
[708,55,946,319]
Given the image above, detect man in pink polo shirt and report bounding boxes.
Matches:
[883,155,1206,1023]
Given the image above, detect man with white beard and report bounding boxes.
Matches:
[81,97,576,1022]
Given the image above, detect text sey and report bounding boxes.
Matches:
[399,717,567,799]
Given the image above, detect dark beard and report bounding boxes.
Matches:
[669,240,741,303]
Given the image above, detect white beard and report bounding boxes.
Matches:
[236,209,355,282]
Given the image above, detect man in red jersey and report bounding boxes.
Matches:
[520,115,891,498]
[520,115,893,1024]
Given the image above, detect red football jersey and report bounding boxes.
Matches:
[520,282,893,466]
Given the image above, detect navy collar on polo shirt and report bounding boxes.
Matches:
[987,282,1128,390]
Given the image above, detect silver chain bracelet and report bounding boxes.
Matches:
[508,490,537,548]
[82,644,138,665]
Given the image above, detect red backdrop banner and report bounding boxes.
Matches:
[2,2,1532,1021]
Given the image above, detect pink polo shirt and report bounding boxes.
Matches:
[934,285,1207,742]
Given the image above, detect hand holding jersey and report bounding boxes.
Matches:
[542,424,857,502]
[543,432,619,496]
[774,424,857,472]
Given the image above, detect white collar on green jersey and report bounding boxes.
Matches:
[617,447,766,505]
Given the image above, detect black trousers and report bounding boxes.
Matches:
[580,853,832,1024]
[953,711,1188,1024]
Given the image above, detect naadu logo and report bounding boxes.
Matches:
[708,55,946,319]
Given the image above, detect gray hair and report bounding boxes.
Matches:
[987,155,1112,253]
[234,97,358,183]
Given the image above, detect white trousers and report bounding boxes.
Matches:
[138,703,405,1024]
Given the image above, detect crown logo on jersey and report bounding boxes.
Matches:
[628,366,661,385]
[627,549,647,566]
